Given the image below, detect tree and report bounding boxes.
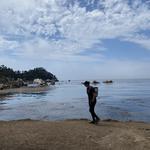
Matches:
[0,65,58,83]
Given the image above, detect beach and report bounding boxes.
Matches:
[0,119,149,150]
[0,86,51,95]
[0,79,150,150]
[0,0,150,149]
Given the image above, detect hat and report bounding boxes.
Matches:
[82,81,90,85]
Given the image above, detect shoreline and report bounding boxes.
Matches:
[1,118,150,124]
[0,119,149,150]
[0,116,150,124]
[0,86,53,95]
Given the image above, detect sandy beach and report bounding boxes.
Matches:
[0,86,52,95]
[0,119,149,150]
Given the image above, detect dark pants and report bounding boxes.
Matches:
[89,100,99,121]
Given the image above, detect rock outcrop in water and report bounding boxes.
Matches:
[103,80,113,84]
[92,80,100,84]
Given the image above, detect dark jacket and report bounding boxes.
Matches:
[87,86,96,105]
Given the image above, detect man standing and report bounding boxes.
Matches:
[83,81,100,124]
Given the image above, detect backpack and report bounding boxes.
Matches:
[94,87,98,97]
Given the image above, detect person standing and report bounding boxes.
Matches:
[83,81,100,124]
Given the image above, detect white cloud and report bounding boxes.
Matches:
[0,55,150,80]
[0,36,19,52]
[0,0,150,60]
[124,34,150,50]
[57,59,150,80]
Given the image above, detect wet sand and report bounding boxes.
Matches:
[0,86,51,95]
[0,119,149,150]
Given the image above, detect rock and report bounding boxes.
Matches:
[46,79,55,85]
[93,80,100,84]
[0,84,4,90]
[0,84,9,90]
[8,78,25,88]
[103,80,113,84]
[33,79,45,85]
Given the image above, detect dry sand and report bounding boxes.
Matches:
[0,119,149,150]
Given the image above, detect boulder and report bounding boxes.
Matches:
[33,79,45,84]
[103,80,113,84]
[0,84,4,90]
[93,80,100,84]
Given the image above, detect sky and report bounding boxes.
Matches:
[0,0,150,80]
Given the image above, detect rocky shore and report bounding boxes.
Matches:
[0,86,52,95]
[0,65,58,91]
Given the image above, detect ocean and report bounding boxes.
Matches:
[0,79,150,122]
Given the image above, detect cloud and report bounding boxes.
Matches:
[123,33,150,50]
[58,59,150,80]
[0,54,150,80]
[0,36,19,53]
[0,0,150,60]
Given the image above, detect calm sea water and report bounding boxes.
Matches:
[0,79,150,122]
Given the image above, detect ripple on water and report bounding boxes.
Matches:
[0,79,150,122]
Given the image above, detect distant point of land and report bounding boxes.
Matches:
[0,65,58,90]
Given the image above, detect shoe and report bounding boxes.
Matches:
[95,118,100,123]
[89,121,96,124]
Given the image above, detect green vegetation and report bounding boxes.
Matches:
[0,65,58,84]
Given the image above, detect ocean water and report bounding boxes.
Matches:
[0,79,150,122]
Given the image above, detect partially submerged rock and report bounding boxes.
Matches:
[103,80,113,84]
[92,80,100,84]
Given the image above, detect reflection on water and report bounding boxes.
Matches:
[0,94,14,101]
[0,79,150,122]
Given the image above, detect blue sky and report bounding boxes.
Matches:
[102,39,150,60]
[0,0,150,80]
